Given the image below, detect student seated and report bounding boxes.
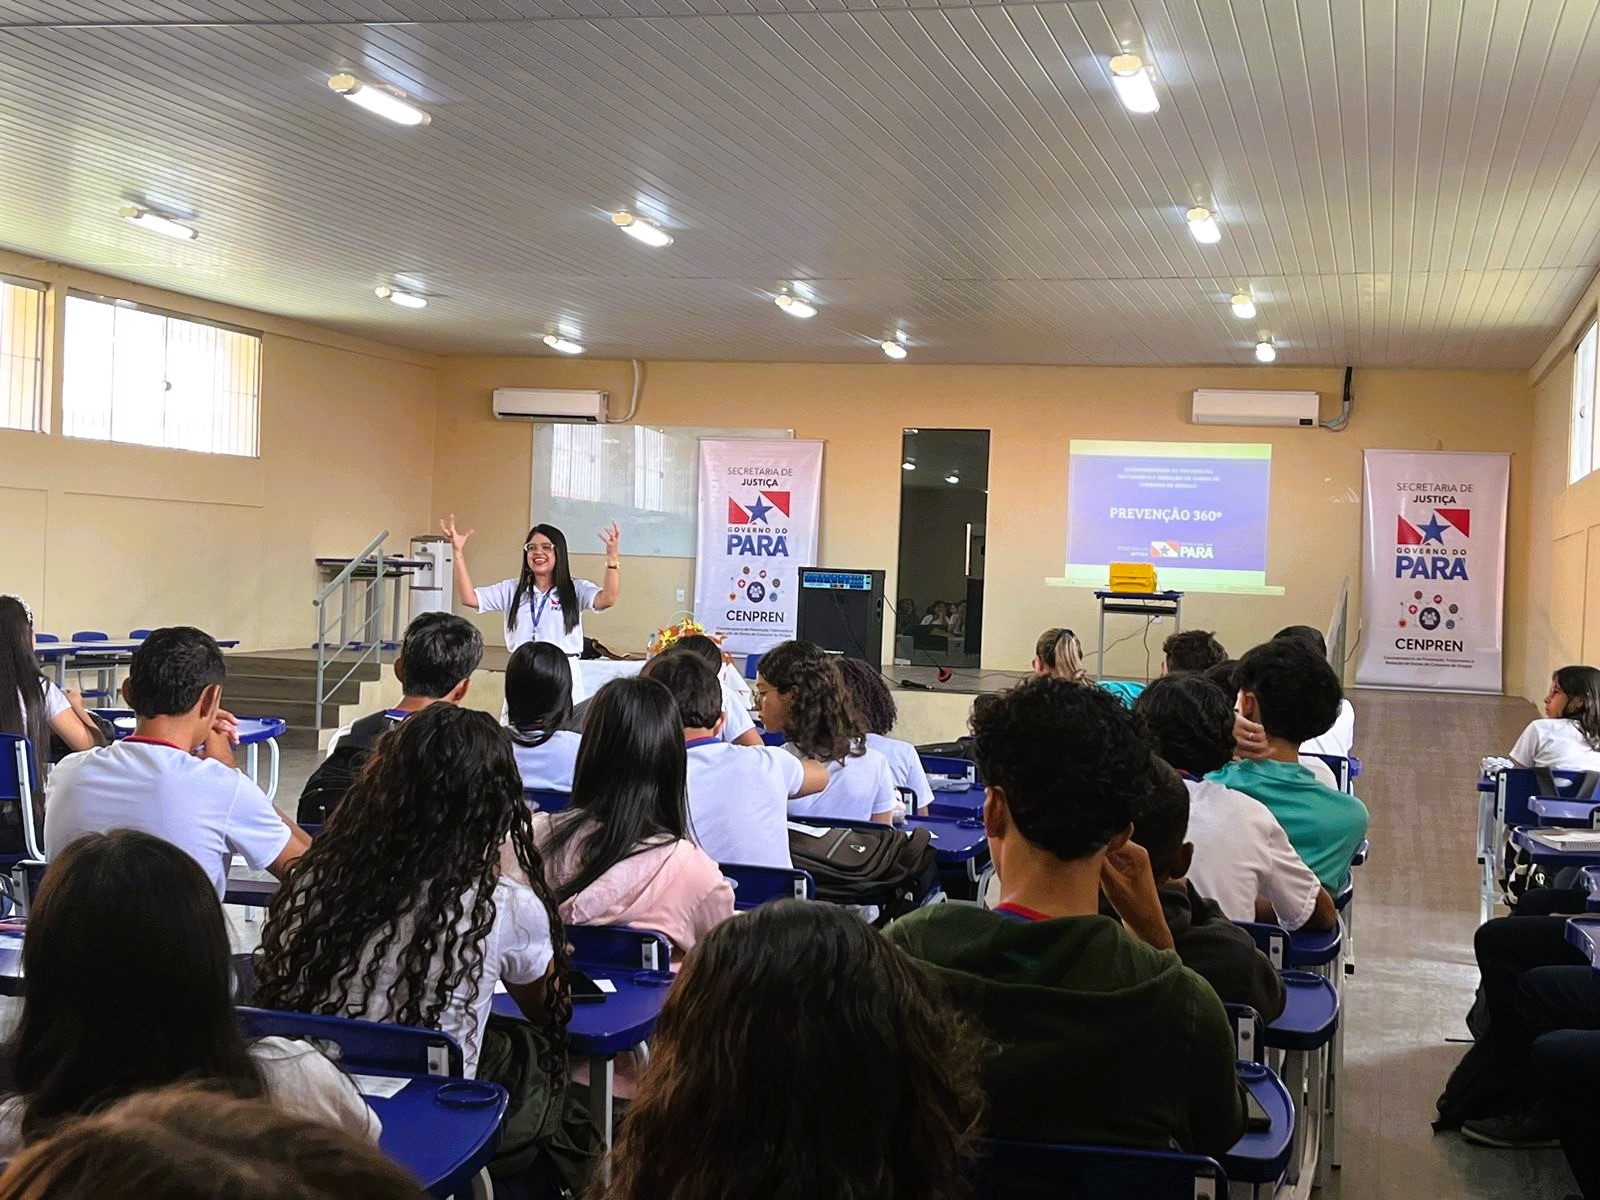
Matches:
[755,641,897,824]
[1126,760,1286,1021]
[0,1086,423,1200]
[0,830,377,1161]
[640,653,824,868]
[1134,673,1335,932]
[256,705,569,1083]
[1274,625,1356,758]
[298,611,483,822]
[1508,665,1600,771]
[1034,626,1145,707]
[670,634,763,746]
[534,676,734,959]
[1162,628,1228,675]
[0,594,103,756]
[507,642,583,791]
[44,626,309,898]
[1208,639,1369,892]
[600,901,984,1200]
[835,656,936,815]
[884,678,1246,1154]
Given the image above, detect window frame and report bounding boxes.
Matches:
[0,273,48,434]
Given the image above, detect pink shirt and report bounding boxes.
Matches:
[531,813,734,962]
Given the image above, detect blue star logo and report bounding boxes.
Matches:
[746,496,773,524]
[1418,514,1449,544]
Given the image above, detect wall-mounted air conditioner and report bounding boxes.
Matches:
[1191,389,1321,428]
[492,388,609,423]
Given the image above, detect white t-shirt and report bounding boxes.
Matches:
[1301,699,1356,758]
[786,745,897,821]
[44,741,291,899]
[327,876,553,1078]
[1510,718,1600,771]
[1183,777,1323,931]
[684,740,799,868]
[9,678,68,738]
[865,733,935,815]
[720,677,756,743]
[476,577,602,656]
[512,729,582,792]
[1299,755,1341,790]
[0,1036,380,1160]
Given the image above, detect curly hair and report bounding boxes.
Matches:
[1162,629,1227,674]
[1234,638,1342,745]
[970,677,1156,861]
[756,641,865,762]
[253,705,570,1077]
[834,656,897,736]
[1033,628,1090,683]
[596,901,986,1200]
[1553,665,1600,749]
[1133,673,1237,778]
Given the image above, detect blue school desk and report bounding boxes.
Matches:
[1583,867,1600,911]
[93,709,288,805]
[1223,1061,1297,1191]
[1510,825,1600,869]
[366,1075,507,1198]
[34,637,241,686]
[905,812,990,899]
[927,782,986,819]
[1566,915,1600,967]
[1530,797,1600,827]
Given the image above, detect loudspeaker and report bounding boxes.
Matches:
[795,568,885,672]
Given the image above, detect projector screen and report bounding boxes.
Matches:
[1059,440,1283,595]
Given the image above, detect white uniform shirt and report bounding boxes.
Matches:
[684,739,799,868]
[865,733,935,814]
[1301,699,1356,758]
[476,577,602,656]
[720,677,756,743]
[512,729,583,792]
[44,740,291,898]
[1299,755,1342,790]
[331,877,553,1078]
[1183,777,1323,930]
[1510,718,1600,771]
[786,745,897,822]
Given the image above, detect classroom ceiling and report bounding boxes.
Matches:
[2,0,1599,367]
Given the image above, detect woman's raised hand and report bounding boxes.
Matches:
[439,514,474,553]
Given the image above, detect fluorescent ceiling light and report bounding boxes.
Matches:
[775,293,817,319]
[612,211,673,248]
[1230,293,1257,319]
[1255,340,1277,363]
[543,334,585,354]
[1186,206,1221,244]
[881,340,908,360]
[902,460,916,471]
[1109,54,1159,114]
[328,73,430,126]
[118,205,196,240]
[374,285,427,309]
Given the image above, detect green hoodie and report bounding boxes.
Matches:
[885,905,1247,1156]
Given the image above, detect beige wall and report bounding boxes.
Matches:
[0,250,438,650]
[431,358,1534,686]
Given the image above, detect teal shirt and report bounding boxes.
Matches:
[1097,680,1147,709]
[1207,758,1370,891]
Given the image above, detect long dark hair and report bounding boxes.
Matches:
[0,596,47,748]
[508,524,579,635]
[835,655,897,736]
[597,901,986,1200]
[757,640,864,763]
[9,831,265,1141]
[1554,665,1600,749]
[506,642,574,748]
[253,705,571,1075]
[541,676,688,905]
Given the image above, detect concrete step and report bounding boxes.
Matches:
[222,673,365,705]
[276,726,321,752]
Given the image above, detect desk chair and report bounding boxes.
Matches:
[1224,1003,1266,1064]
[67,630,119,705]
[128,628,153,640]
[744,652,763,680]
[235,1007,466,1077]
[0,734,48,915]
[974,1140,1225,1200]
[1483,767,1590,921]
[523,788,570,813]
[570,924,671,973]
[721,862,815,909]
[1304,753,1353,792]
[33,633,58,644]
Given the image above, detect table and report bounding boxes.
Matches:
[926,782,986,820]
[365,1074,507,1198]
[315,556,430,651]
[1530,797,1600,827]
[1092,590,1182,679]
[905,813,990,898]
[1221,1061,1297,1191]
[34,638,240,686]
[223,864,279,907]
[1510,825,1600,869]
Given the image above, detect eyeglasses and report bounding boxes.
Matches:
[752,684,778,702]
[523,542,557,554]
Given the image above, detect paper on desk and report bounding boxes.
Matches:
[351,1074,410,1099]
[594,977,617,994]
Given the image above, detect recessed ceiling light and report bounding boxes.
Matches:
[328,73,430,126]
[118,205,196,241]
[881,340,908,360]
[1230,293,1257,319]
[374,285,427,309]
[1108,53,1159,114]
[1255,340,1277,363]
[775,292,817,319]
[1186,206,1221,244]
[902,460,916,471]
[543,334,585,354]
[612,211,673,248]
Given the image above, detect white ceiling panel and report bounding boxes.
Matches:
[0,0,1598,365]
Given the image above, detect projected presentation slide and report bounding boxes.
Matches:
[1059,440,1283,595]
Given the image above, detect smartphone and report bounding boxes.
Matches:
[569,969,608,1005]
[1244,1090,1272,1132]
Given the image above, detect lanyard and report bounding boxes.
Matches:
[530,588,553,634]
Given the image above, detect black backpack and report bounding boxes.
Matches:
[295,711,400,826]
[787,822,939,925]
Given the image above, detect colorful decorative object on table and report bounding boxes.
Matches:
[647,613,709,656]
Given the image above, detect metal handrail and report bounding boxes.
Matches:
[315,530,389,730]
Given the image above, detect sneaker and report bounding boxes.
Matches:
[1460,1113,1561,1149]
